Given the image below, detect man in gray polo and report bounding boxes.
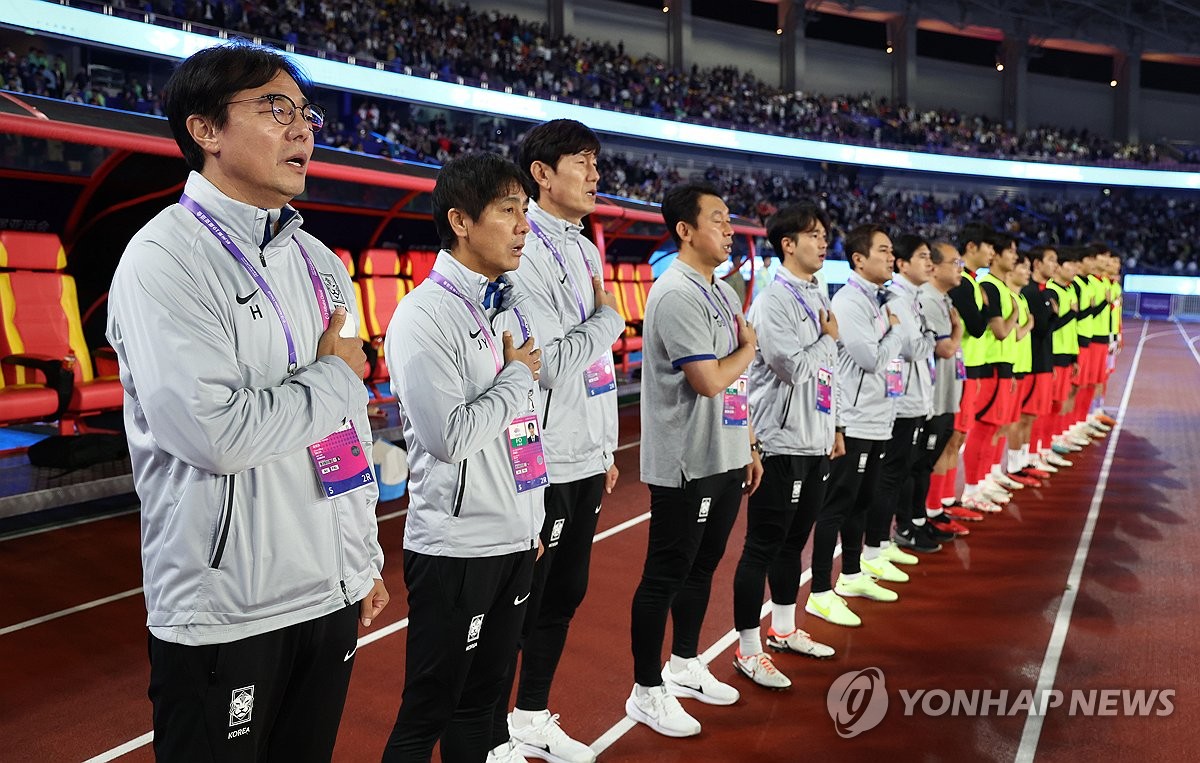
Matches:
[628,183,762,738]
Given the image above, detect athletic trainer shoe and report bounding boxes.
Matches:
[1020,466,1052,480]
[765,627,836,659]
[487,740,530,763]
[1005,471,1041,488]
[733,650,792,690]
[1044,452,1073,468]
[862,554,910,583]
[928,512,970,536]
[625,686,701,738]
[509,711,596,763]
[979,481,1012,504]
[1030,458,1058,474]
[1051,440,1078,455]
[835,573,899,602]
[805,591,862,627]
[991,471,1025,490]
[1095,412,1117,427]
[879,541,920,565]
[943,504,986,521]
[961,494,1002,513]
[662,658,740,706]
[892,525,942,553]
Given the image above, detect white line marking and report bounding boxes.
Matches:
[590,547,843,755]
[0,507,139,543]
[0,586,143,636]
[615,439,641,452]
[1015,319,1148,762]
[593,511,650,542]
[82,732,154,763]
[1175,321,1200,368]
[376,507,408,522]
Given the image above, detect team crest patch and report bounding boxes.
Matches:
[858,453,869,473]
[320,272,347,308]
[466,614,485,651]
[549,518,566,546]
[229,686,254,727]
[698,496,711,523]
[791,480,803,503]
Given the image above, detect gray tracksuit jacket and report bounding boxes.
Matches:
[746,267,838,456]
[107,172,382,646]
[385,250,545,557]
[512,200,623,484]
[887,274,937,420]
[831,271,903,441]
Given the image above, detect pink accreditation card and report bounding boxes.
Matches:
[584,357,617,397]
[885,359,904,398]
[723,375,749,427]
[507,413,549,493]
[954,350,967,380]
[816,367,833,414]
[309,419,375,498]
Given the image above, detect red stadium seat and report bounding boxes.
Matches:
[611,262,646,376]
[0,231,123,433]
[356,248,414,399]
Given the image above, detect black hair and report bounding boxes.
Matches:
[1014,249,1032,267]
[1056,246,1080,264]
[892,233,929,272]
[957,222,993,253]
[989,231,1016,254]
[1088,241,1112,257]
[1029,244,1056,263]
[662,182,723,246]
[432,153,530,250]
[766,202,829,257]
[162,42,315,171]
[929,240,956,266]
[518,119,602,200]
[845,223,887,270]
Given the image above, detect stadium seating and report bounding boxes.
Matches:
[611,262,646,376]
[357,248,414,399]
[0,232,123,434]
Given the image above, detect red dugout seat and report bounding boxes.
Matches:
[0,231,123,433]
[356,248,414,400]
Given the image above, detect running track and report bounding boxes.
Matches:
[0,318,1195,762]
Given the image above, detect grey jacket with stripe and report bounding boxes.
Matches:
[107,172,382,646]
[831,271,904,441]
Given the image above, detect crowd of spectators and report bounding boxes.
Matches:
[3,46,160,113]
[119,0,1181,166]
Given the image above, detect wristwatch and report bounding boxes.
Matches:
[750,440,764,457]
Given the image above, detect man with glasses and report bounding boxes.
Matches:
[108,43,387,761]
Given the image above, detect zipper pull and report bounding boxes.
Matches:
[340,580,350,606]
[528,389,536,413]
[260,250,267,267]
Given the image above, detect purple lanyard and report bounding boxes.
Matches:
[528,219,595,323]
[773,274,820,326]
[180,194,328,373]
[888,279,923,323]
[428,271,530,374]
[688,277,739,355]
[847,277,888,333]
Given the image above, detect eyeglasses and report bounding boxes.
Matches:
[225,93,325,132]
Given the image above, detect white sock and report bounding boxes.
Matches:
[863,544,881,561]
[510,708,545,729]
[841,571,862,582]
[771,602,796,634]
[926,507,944,518]
[1007,449,1022,473]
[669,654,691,673]
[1020,444,1031,467]
[738,628,762,658]
[964,482,979,498]
[634,683,654,697]
[912,517,927,526]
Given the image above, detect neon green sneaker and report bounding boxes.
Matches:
[804,591,861,627]
[835,574,899,602]
[861,554,910,583]
[880,542,919,565]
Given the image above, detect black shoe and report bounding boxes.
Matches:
[919,520,956,543]
[892,525,942,553]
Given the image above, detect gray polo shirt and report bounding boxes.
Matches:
[641,259,752,487]
[919,282,963,416]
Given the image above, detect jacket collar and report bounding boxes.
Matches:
[888,272,920,296]
[432,249,530,310]
[775,263,821,292]
[181,172,302,256]
[527,199,583,247]
[848,271,889,303]
[671,257,719,290]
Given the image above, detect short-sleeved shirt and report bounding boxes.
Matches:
[919,282,962,416]
[640,259,751,487]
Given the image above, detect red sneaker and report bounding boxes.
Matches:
[1095,413,1117,427]
[1019,467,1052,480]
[1006,471,1042,488]
[928,512,970,536]
[943,505,985,522]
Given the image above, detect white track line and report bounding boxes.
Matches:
[83,732,154,763]
[1015,319,1148,763]
[0,586,144,637]
[1176,321,1200,368]
[591,547,843,756]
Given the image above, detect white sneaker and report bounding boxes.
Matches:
[625,685,701,737]
[979,482,1011,504]
[1055,437,1083,452]
[662,657,740,705]
[861,554,910,583]
[487,740,530,763]
[765,627,836,658]
[733,650,792,689]
[509,710,596,763]
[1044,452,1073,468]
[1031,456,1058,474]
[961,495,1002,513]
[1088,417,1113,432]
[990,471,1024,490]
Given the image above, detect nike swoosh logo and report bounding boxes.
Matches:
[470,328,483,339]
[344,645,357,662]
[560,273,569,284]
[235,289,259,305]
[514,592,530,605]
[823,473,830,481]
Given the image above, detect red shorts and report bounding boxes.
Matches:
[1082,342,1107,385]
[954,376,982,433]
[1020,372,1054,417]
[1051,365,1074,403]
[977,373,1019,427]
